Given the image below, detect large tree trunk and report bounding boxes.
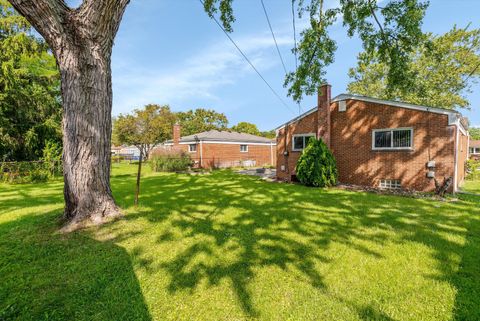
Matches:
[7,0,130,231]
[59,47,121,230]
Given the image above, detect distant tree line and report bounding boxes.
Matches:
[112,106,275,151]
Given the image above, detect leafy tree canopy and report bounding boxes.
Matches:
[113,104,176,158]
[0,0,61,161]
[176,108,228,136]
[348,25,480,109]
[283,0,428,102]
[260,130,276,139]
[231,122,261,136]
[470,127,480,140]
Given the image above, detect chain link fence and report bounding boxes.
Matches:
[0,160,62,184]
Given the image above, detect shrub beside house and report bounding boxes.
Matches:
[276,84,469,192]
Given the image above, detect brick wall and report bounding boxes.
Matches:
[277,98,461,192]
[175,142,275,169]
[276,110,318,181]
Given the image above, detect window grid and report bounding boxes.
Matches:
[292,134,315,151]
[240,145,248,152]
[373,128,413,150]
[379,179,401,189]
[188,144,197,152]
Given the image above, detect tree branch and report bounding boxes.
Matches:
[8,0,69,50]
[75,0,130,53]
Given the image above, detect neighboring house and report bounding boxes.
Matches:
[165,125,276,168]
[119,145,141,160]
[111,146,122,156]
[276,84,469,192]
[470,139,480,160]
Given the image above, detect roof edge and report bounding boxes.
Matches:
[275,93,463,130]
[332,94,461,116]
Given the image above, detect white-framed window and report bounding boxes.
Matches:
[188,144,197,152]
[471,147,480,154]
[372,128,413,150]
[379,179,401,189]
[292,134,316,151]
[240,144,248,152]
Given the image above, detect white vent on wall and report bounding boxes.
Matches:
[339,100,347,112]
[379,179,401,189]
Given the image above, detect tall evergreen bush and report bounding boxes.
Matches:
[296,138,338,187]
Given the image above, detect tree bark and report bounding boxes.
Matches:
[8,0,130,230]
[59,46,121,229]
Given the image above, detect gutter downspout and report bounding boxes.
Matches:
[453,122,460,193]
[270,142,274,165]
[467,131,470,159]
[200,140,203,168]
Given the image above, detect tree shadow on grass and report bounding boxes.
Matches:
[109,170,480,319]
[2,168,480,320]
[0,211,151,321]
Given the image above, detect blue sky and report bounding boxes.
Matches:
[76,0,480,130]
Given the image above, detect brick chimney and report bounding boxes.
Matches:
[173,123,181,146]
[317,83,332,148]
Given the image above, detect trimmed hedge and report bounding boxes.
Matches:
[295,138,338,187]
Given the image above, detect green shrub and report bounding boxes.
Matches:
[42,141,62,178]
[111,155,126,164]
[296,138,338,187]
[150,149,192,172]
[466,159,480,180]
[29,168,49,183]
[0,160,60,184]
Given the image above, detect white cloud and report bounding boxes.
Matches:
[112,31,293,114]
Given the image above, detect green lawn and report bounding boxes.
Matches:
[462,179,480,194]
[1,163,480,321]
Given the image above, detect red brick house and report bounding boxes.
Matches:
[276,84,469,192]
[165,125,276,168]
[470,139,480,160]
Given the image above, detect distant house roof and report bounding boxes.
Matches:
[470,140,480,148]
[276,93,464,131]
[166,130,275,144]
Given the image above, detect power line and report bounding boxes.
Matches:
[291,0,299,72]
[199,0,296,115]
[291,0,303,114]
[260,0,288,75]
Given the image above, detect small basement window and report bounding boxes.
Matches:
[379,179,401,189]
[240,144,248,152]
[373,128,413,150]
[188,144,197,152]
[292,134,316,151]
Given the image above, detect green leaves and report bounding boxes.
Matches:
[231,122,260,136]
[113,104,176,158]
[296,138,337,187]
[0,0,61,161]
[201,0,430,103]
[348,25,480,109]
[176,108,228,136]
[282,0,428,102]
[202,0,235,32]
[470,128,480,140]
